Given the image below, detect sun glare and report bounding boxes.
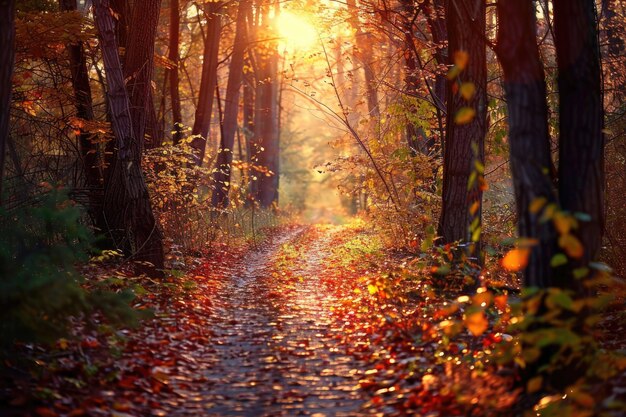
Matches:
[276,11,318,52]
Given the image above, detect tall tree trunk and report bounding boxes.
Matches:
[423,0,447,151]
[0,0,15,205]
[144,90,164,149]
[93,0,164,276]
[191,1,222,165]
[424,0,448,113]
[346,0,379,119]
[495,0,561,288]
[110,0,129,50]
[554,0,605,265]
[252,2,280,208]
[212,0,250,208]
[438,0,487,258]
[169,0,183,144]
[60,0,108,232]
[123,0,162,154]
[400,0,432,156]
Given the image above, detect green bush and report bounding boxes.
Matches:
[0,188,136,351]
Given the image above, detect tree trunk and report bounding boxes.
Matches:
[169,0,183,144]
[346,0,379,119]
[123,0,162,154]
[212,0,250,208]
[424,0,447,113]
[110,0,129,50]
[144,90,164,149]
[495,0,561,288]
[59,0,109,232]
[252,3,280,208]
[0,0,15,205]
[437,0,487,258]
[554,0,605,266]
[191,1,222,165]
[93,0,164,276]
[400,0,432,156]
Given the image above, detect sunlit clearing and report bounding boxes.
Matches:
[276,11,318,52]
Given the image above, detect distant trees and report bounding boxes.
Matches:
[212,0,251,208]
[1,0,615,282]
[191,1,223,166]
[251,1,280,208]
[168,0,183,145]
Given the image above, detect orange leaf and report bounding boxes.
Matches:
[553,212,572,235]
[35,408,59,417]
[526,376,542,393]
[454,50,470,70]
[455,107,476,125]
[494,294,508,311]
[465,311,488,336]
[558,234,584,259]
[502,248,530,272]
[469,201,480,216]
[529,197,547,214]
[472,290,492,307]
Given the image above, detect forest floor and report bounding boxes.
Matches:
[2,223,625,417]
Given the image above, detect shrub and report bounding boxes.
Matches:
[0,187,136,352]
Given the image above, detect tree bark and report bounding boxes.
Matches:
[495,0,561,288]
[123,0,162,154]
[59,0,108,231]
[425,0,448,113]
[212,0,250,208]
[93,0,164,276]
[169,0,183,144]
[252,2,280,208]
[400,0,433,156]
[554,0,605,265]
[0,0,15,205]
[346,0,380,119]
[437,0,487,258]
[191,1,223,165]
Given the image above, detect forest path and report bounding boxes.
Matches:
[169,225,373,416]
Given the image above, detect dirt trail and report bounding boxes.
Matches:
[171,226,372,416]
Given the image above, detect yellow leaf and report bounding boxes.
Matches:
[465,311,488,336]
[502,248,530,272]
[58,338,69,350]
[529,197,548,214]
[540,203,557,222]
[558,234,584,259]
[526,376,542,393]
[460,82,476,100]
[446,65,461,80]
[455,107,476,125]
[367,284,379,295]
[454,50,470,70]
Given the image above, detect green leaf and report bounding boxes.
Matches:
[550,254,568,268]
